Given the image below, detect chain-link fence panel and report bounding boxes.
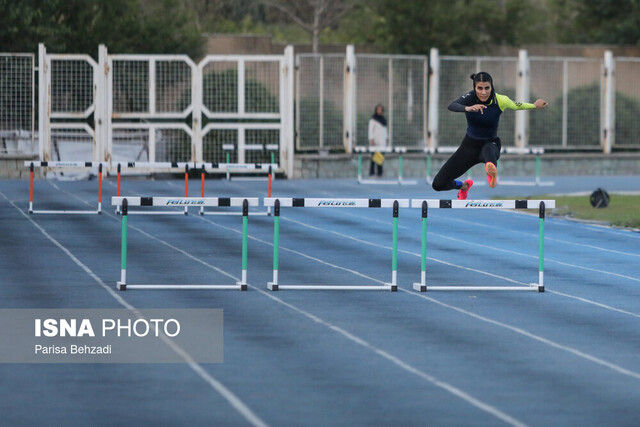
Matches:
[355,55,390,148]
[296,54,345,151]
[613,58,640,149]
[203,128,238,164]
[154,128,191,163]
[245,128,280,163]
[111,128,150,163]
[245,60,280,114]
[0,54,34,154]
[530,57,602,148]
[356,55,427,149]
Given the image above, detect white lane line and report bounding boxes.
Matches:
[1,189,268,427]
[331,209,640,283]
[91,183,528,425]
[198,215,640,382]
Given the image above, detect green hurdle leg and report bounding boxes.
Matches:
[387,200,399,292]
[236,199,249,290]
[117,199,128,290]
[413,201,428,291]
[268,200,280,290]
[536,155,541,185]
[537,201,546,292]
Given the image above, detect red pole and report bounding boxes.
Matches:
[268,166,272,197]
[184,164,189,197]
[117,163,121,196]
[201,168,205,197]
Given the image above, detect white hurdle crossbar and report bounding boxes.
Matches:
[26,161,105,215]
[263,197,410,291]
[114,162,275,216]
[410,199,555,292]
[355,146,418,185]
[112,196,258,291]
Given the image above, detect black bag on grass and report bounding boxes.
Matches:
[590,188,610,208]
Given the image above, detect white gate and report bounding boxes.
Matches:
[199,55,288,167]
[107,53,197,164]
[38,44,295,176]
[38,44,100,162]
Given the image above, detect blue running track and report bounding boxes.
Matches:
[0,174,639,426]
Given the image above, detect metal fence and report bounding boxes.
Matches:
[2,46,639,162]
[0,54,35,155]
[296,54,346,151]
[355,54,427,149]
[34,45,295,176]
[613,57,640,149]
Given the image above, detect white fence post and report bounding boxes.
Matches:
[344,45,356,153]
[38,43,50,161]
[97,44,109,163]
[515,49,530,149]
[427,48,439,151]
[283,45,295,177]
[192,54,203,162]
[602,50,615,154]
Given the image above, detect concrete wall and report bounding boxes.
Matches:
[0,155,39,179]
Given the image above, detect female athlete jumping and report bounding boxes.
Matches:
[432,72,548,199]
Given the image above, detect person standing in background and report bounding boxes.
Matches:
[368,104,388,177]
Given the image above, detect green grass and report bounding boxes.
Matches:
[497,194,640,229]
[551,194,640,229]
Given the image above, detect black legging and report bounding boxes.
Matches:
[432,135,501,191]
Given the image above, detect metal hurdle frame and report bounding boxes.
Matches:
[26,161,106,214]
[263,197,410,291]
[112,196,258,291]
[197,164,274,217]
[410,199,555,292]
[114,162,276,216]
[355,146,418,185]
[425,147,554,186]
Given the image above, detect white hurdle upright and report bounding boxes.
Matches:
[263,197,410,291]
[112,196,259,291]
[355,146,418,185]
[410,199,555,292]
[26,161,106,214]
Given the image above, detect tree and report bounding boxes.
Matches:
[372,0,552,55]
[563,0,640,45]
[259,0,362,52]
[0,0,204,58]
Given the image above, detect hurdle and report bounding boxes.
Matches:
[425,147,554,186]
[263,197,410,291]
[222,143,279,181]
[115,163,193,215]
[26,161,105,214]
[355,146,418,185]
[497,147,554,187]
[114,162,276,215]
[197,164,273,216]
[112,196,258,291]
[410,199,555,292]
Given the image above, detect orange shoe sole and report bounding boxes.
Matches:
[485,162,497,188]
